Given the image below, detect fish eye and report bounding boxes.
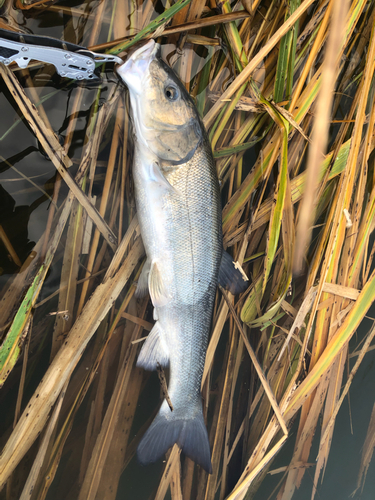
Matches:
[164,85,179,101]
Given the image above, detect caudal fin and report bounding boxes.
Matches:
[137,411,212,473]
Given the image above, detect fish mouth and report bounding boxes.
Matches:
[129,39,158,62]
[116,39,158,93]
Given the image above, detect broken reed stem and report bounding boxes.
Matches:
[13,317,32,428]
[157,362,174,412]
[77,106,123,314]
[18,380,69,500]
[219,285,288,436]
[226,435,288,500]
[91,11,251,52]
[154,445,182,500]
[0,224,22,267]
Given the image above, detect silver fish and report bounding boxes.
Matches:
[116,40,247,473]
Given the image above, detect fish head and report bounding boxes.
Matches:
[117,40,202,164]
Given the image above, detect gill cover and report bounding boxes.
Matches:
[146,114,202,164]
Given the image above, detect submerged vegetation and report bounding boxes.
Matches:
[0,0,375,499]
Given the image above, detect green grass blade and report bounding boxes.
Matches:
[108,0,192,54]
[255,85,289,295]
[213,138,260,159]
[274,26,292,103]
[286,0,300,105]
[0,198,73,386]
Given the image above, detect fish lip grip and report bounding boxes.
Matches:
[0,28,123,80]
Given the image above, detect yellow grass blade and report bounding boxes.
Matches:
[284,269,375,421]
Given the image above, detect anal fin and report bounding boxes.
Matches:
[218,250,249,295]
[136,322,169,370]
[135,258,151,298]
[149,261,169,307]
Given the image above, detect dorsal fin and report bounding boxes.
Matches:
[218,251,249,295]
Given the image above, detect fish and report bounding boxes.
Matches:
[116,39,248,474]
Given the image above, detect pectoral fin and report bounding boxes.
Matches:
[150,162,175,192]
[218,250,249,294]
[149,262,170,307]
[136,322,169,370]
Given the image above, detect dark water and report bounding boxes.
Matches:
[255,320,375,500]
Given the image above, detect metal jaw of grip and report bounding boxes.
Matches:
[0,28,123,80]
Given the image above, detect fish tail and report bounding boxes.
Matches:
[137,408,212,473]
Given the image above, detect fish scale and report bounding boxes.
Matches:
[134,139,221,420]
[163,143,221,406]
